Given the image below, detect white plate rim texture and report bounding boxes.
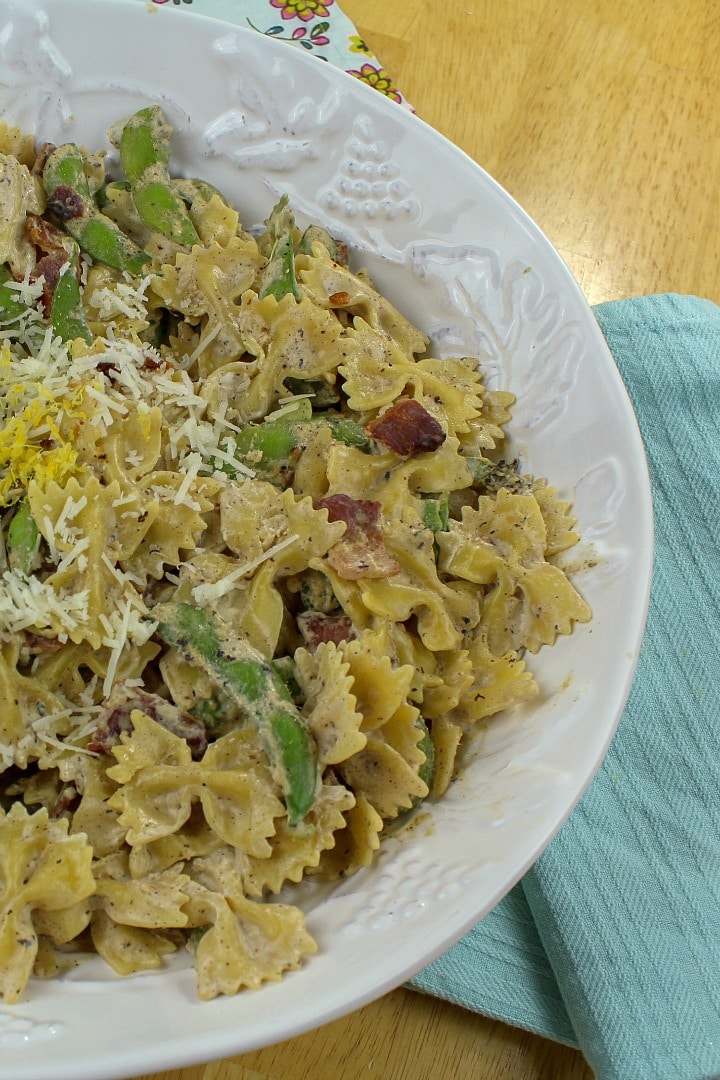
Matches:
[0,2,653,1077]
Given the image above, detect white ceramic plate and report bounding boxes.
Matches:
[0,2,653,1077]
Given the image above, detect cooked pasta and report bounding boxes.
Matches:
[0,108,591,1002]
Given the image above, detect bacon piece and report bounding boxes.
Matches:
[31,142,57,177]
[26,213,78,313]
[297,612,356,649]
[26,213,70,253]
[50,782,81,820]
[22,631,63,654]
[87,682,208,759]
[366,398,446,456]
[46,184,85,221]
[33,251,69,314]
[318,494,400,580]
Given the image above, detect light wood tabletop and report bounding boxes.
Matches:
[138,3,719,1079]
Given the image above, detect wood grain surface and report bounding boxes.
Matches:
[139,3,718,1078]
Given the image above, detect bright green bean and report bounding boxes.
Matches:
[7,499,41,576]
[154,602,319,826]
[42,144,151,276]
[259,196,301,302]
[119,107,199,247]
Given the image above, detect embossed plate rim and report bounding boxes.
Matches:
[0,1,653,1077]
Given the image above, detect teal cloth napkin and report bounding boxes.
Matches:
[411,294,720,1080]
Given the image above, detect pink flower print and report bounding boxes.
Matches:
[269,0,333,23]
[347,64,403,105]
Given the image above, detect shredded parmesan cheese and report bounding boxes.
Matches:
[191,532,300,604]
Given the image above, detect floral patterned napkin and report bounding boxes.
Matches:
[136,0,411,108]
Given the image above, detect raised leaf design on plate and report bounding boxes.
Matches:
[0,5,73,131]
[410,242,586,430]
[202,33,345,171]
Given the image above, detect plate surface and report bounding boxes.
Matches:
[0,2,653,1077]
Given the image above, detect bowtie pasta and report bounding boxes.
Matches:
[0,107,591,1003]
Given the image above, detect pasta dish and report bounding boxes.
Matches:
[0,106,591,1002]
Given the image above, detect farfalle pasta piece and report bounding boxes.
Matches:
[409,357,486,436]
[0,639,68,770]
[182,876,317,999]
[189,190,244,248]
[383,622,444,705]
[218,480,345,585]
[328,514,480,652]
[32,898,93,952]
[290,423,334,502]
[339,318,421,411]
[122,471,217,582]
[128,806,224,880]
[324,438,473,515]
[449,633,539,724]
[27,474,152,649]
[30,639,160,714]
[339,626,415,733]
[91,910,178,976]
[69,757,126,859]
[315,794,383,881]
[240,782,355,897]
[225,559,285,659]
[179,554,285,659]
[437,490,591,654]
[457,386,515,454]
[298,244,428,357]
[0,804,95,1003]
[382,701,429,776]
[532,480,582,556]
[151,237,265,367]
[0,153,44,278]
[237,293,354,420]
[107,713,283,856]
[294,641,366,765]
[429,716,464,798]
[339,733,428,821]
[93,852,190,931]
[98,404,163,485]
[415,647,475,720]
[0,122,35,165]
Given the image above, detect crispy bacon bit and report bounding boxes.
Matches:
[317,494,400,580]
[33,251,69,314]
[297,611,356,649]
[26,213,70,253]
[26,213,79,313]
[22,631,63,654]
[328,291,350,306]
[31,142,57,176]
[50,782,80,820]
[366,398,446,456]
[46,184,85,221]
[142,353,167,372]
[87,682,208,759]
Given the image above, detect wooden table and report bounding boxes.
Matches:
[140,3,719,1078]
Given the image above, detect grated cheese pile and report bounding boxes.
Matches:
[0,224,287,756]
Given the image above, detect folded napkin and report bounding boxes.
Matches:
[135,0,411,108]
[411,294,720,1080]
[125,6,720,1075]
